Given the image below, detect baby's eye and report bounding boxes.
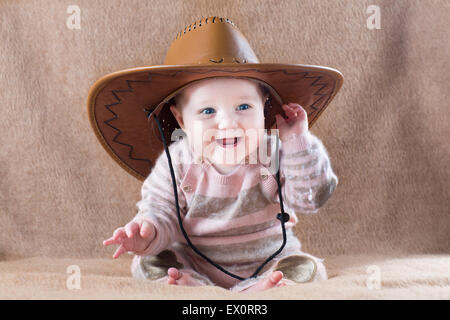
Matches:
[237,104,250,111]
[200,107,215,115]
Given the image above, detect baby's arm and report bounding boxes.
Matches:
[131,151,187,255]
[279,131,338,214]
[274,103,338,214]
[104,144,187,257]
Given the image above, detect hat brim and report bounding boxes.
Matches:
[87,63,343,181]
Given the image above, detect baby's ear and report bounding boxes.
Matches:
[169,105,184,129]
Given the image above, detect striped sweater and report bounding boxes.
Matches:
[133,131,338,287]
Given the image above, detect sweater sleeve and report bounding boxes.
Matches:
[132,146,187,256]
[274,131,338,214]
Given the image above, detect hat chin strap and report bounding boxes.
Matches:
[153,114,290,281]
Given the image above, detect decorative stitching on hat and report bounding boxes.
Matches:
[209,57,248,64]
[303,74,329,113]
[103,79,154,171]
[175,16,237,40]
[209,58,224,63]
[233,58,247,64]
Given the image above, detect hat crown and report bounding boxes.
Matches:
[164,16,260,65]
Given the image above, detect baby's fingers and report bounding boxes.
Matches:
[113,227,126,241]
[140,220,154,238]
[275,114,286,128]
[113,244,128,259]
[281,104,296,118]
[287,104,308,123]
[103,237,120,246]
[125,221,139,238]
[103,227,126,246]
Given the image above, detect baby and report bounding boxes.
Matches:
[103,76,338,292]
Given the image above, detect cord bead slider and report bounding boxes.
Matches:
[277,212,290,223]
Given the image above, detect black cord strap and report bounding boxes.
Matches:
[153,114,289,281]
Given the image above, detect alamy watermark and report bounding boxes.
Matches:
[66,264,81,290]
[66,5,81,30]
[366,265,381,290]
[366,5,381,30]
[171,127,281,176]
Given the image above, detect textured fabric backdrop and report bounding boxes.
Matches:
[0,0,448,299]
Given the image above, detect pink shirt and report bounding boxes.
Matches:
[133,131,338,288]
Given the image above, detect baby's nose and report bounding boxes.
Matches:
[217,113,238,129]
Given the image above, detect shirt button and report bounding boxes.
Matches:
[182,185,192,193]
[261,174,268,180]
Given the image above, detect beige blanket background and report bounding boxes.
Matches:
[1,0,448,299]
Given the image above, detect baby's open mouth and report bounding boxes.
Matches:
[216,137,241,148]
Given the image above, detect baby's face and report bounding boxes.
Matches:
[170,77,267,166]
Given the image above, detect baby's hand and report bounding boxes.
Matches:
[275,103,308,142]
[103,220,155,259]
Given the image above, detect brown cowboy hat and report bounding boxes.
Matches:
[87,16,343,182]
